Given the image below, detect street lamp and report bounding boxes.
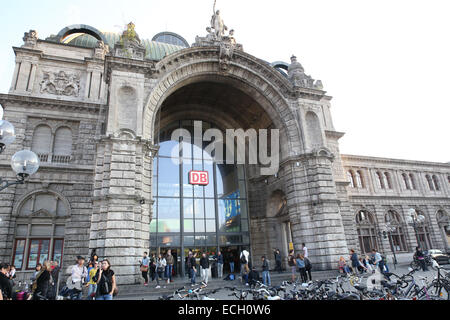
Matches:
[385,222,398,268]
[0,119,16,153]
[0,105,40,191]
[0,150,40,191]
[406,208,426,249]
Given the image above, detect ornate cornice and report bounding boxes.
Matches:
[104,55,156,84]
[0,93,106,116]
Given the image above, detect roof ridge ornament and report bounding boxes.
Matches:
[23,30,38,49]
[288,55,324,90]
[193,0,244,64]
[114,22,146,60]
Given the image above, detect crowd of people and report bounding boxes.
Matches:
[338,248,390,276]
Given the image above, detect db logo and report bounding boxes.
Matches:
[189,171,209,186]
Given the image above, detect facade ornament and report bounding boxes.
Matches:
[211,9,227,39]
[114,22,146,60]
[288,55,324,90]
[23,30,38,48]
[39,70,81,97]
[94,40,109,60]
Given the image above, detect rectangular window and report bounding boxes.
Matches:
[26,239,50,270]
[12,239,26,269]
[52,239,64,266]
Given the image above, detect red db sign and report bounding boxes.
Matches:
[189,171,209,186]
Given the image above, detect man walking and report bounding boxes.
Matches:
[200,253,210,285]
[187,251,197,286]
[240,248,250,285]
[302,243,308,258]
[274,249,282,273]
[140,252,149,286]
[371,249,384,274]
[261,256,271,286]
[165,250,175,284]
[70,256,87,300]
[350,249,359,274]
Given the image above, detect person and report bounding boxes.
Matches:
[86,262,94,284]
[304,255,312,281]
[70,256,87,300]
[96,259,116,300]
[414,246,428,272]
[363,255,373,273]
[48,260,60,299]
[338,256,351,274]
[302,243,308,258]
[274,249,282,273]
[86,261,99,300]
[216,251,224,279]
[229,252,235,274]
[350,249,359,274]
[357,257,368,273]
[248,266,260,288]
[32,260,51,300]
[31,263,42,282]
[296,254,307,283]
[261,256,271,286]
[0,263,12,300]
[149,253,156,282]
[288,250,297,282]
[140,252,149,286]
[371,249,385,274]
[187,251,197,286]
[200,253,210,285]
[165,250,175,284]
[155,254,166,289]
[240,248,250,285]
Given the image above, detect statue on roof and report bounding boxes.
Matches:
[121,22,141,44]
[114,22,146,60]
[23,30,38,48]
[211,10,227,39]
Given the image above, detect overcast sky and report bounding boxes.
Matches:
[0,0,449,163]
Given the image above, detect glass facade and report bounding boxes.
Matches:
[151,120,251,275]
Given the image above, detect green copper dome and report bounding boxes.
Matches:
[46,25,188,61]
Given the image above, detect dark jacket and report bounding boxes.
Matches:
[187,256,196,270]
[200,256,210,269]
[0,272,12,300]
[304,257,312,270]
[262,259,269,271]
[351,253,359,267]
[217,254,224,264]
[248,270,260,285]
[34,270,50,299]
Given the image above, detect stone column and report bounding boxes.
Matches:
[89,133,154,285]
[283,151,349,270]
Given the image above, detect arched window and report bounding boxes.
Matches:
[436,210,450,249]
[385,210,407,251]
[356,210,378,253]
[402,173,410,190]
[52,127,73,163]
[376,171,385,189]
[356,171,364,188]
[383,172,392,189]
[414,210,433,250]
[426,175,434,191]
[12,191,70,270]
[432,175,440,191]
[31,125,52,162]
[409,174,417,190]
[347,170,356,188]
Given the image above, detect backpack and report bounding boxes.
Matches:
[304,257,312,271]
[240,254,247,264]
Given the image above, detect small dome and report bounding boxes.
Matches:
[288,55,304,73]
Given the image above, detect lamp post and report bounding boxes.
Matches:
[386,223,398,269]
[406,208,426,249]
[0,105,40,191]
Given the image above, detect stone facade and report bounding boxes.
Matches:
[0,19,448,285]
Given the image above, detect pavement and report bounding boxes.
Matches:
[115,257,450,300]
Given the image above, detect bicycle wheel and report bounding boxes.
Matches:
[410,261,419,271]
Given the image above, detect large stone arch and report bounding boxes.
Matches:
[143,47,302,160]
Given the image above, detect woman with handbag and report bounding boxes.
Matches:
[140,252,150,286]
[96,259,116,300]
[155,254,166,289]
